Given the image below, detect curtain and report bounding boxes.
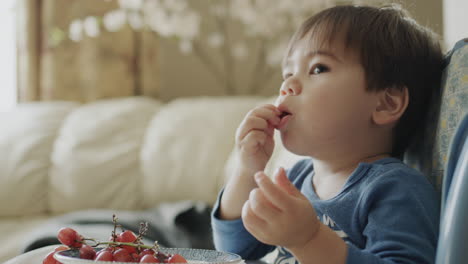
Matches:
[16,0,160,103]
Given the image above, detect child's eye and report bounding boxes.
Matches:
[309,64,329,75]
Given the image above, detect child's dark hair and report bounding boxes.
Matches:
[283,4,444,157]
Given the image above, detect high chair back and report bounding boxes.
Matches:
[405,38,468,264]
[405,38,468,191]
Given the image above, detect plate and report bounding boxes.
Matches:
[54,247,243,264]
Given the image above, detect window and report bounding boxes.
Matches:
[0,0,17,112]
[444,0,468,50]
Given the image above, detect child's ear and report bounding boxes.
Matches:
[372,86,409,126]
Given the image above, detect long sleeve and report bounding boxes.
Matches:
[210,190,275,260]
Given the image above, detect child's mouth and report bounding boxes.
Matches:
[277,111,292,129]
[279,111,291,119]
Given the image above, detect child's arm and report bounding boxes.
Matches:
[219,104,281,220]
[211,104,281,259]
[243,168,347,264]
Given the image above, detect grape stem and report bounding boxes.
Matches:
[83,238,156,250]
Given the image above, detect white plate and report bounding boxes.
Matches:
[54,247,243,264]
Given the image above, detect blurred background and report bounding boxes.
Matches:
[0,0,466,112]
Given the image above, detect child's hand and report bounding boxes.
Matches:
[235,104,281,172]
[242,167,321,250]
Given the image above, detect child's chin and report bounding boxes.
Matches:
[280,134,304,154]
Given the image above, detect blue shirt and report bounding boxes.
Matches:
[211,158,440,264]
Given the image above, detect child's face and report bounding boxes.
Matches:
[276,34,381,158]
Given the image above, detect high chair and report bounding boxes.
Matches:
[405,38,468,264]
[436,112,468,263]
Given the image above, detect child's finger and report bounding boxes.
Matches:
[241,131,268,151]
[274,167,302,197]
[246,105,281,125]
[248,188,281,220]
[236,116,273,142]
[254,171,291,210]
[241,200,267,232]
[258,104,282,116]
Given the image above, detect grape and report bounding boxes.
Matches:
[140,254,160,263]
[53,245,69,252]
[118,230,138,254]
[57,227,83,248]
[140,249,156,257]
[95,250,113,261]
[42,245,69,264]
[79,244,96,260]
[42,252,56,264]
[42,251,61,264]
[100,247,114,252]
[118,230,138,243]
[132,252,142,262]
[57,228,76,246]
[167,254,188,263]
[113,248,133,262]
[54,245,70,252]
[52,217,180,263]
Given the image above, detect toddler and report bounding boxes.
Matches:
[212,4,443,264]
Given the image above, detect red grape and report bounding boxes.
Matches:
[113,248,133,262]
[140,254,160,263]
[52,221,175,263]
[117,230,138,254]
[53,245,69,252]
[42,251,61,264]
[118,230,138,242]
[167,254,187,263]
[42,245,70,264]
[79,244,96,260]
[140,249,156,257]
[122,244,137,254]
[95,250,113,261]
[57,227,83,248]
[101,247,114,252]
[132,252,141,262]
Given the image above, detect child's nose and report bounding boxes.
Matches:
[280,78,302,96]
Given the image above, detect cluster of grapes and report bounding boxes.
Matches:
[42,215,188,263]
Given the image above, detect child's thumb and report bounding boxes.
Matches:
[274,167,301,196]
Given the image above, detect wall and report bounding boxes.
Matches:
[157,0,444,101]
[403,0,443,36]
[157,1,284,101]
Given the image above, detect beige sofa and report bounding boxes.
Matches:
[0,96,303,262]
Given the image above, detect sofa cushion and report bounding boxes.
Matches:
[141,97,266,207]
[0,102,78,216]
[49,97,161,213]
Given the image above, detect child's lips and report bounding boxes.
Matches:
[277,112,292,130]
[276,103,292,130]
